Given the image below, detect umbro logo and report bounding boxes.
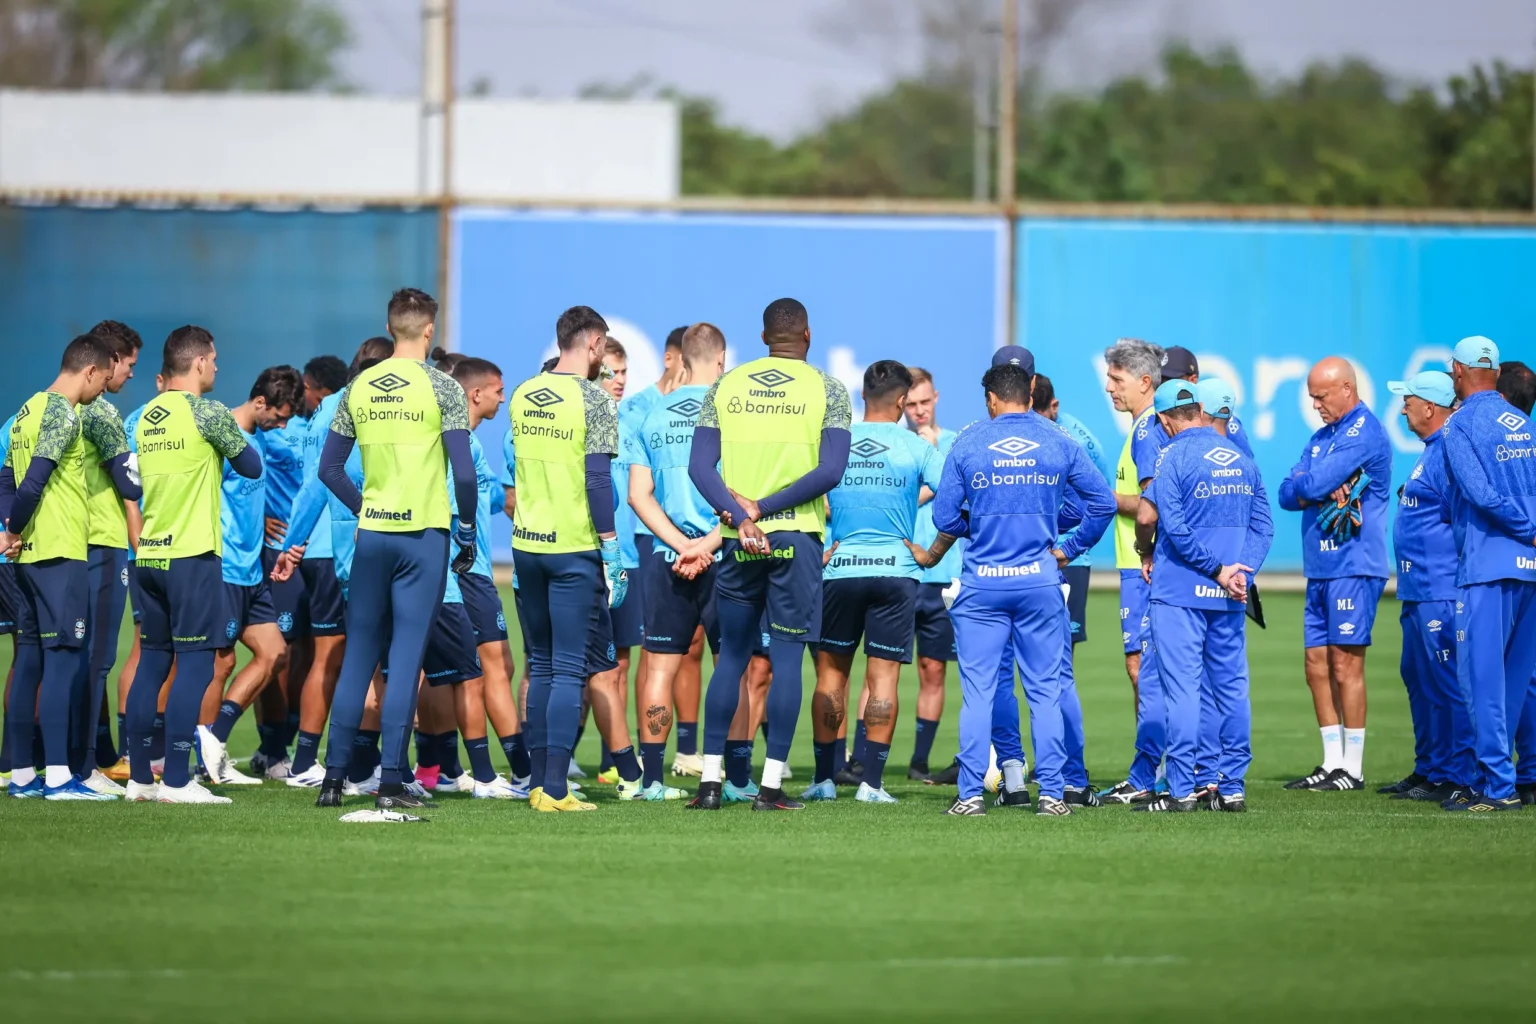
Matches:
[143,406,171,426]
[987,437,1040,458]
[369,373,411,394]
[850,438,890,459]
[1427,620,1442,632]
[1498,411,1527,431]
[747,368,794,389]
[1203,447,1241,468]
[14,406,29,423]
[667,398,702,418]
[525,387,564,409]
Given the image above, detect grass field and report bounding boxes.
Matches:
[2,588,1534,1022]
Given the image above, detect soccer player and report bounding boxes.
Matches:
[1277,356,1392,791]
[801,360,941,805]
[902,366,964,784]
[1380,370,1470,803]
[308,289,477,811]
[1133,379,1272,812]
[628,323,730,800]
[1098,338,1169,804]
[1439,337,1536,811]
[1,334,126,800]
[685,298,852,811]
[121,326,261,804]
[194,366,304,786]
[910,356,1116,816]
[507,306,624,812]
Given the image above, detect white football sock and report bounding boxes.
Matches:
[10,767,36,787]
[1320,725,1344,772]
[45,765,72,788]
[761,758,787,790]
[986,744,998,778]
[701,754,723,784]
[1002,759,1026,792]
[1343,728,1365,779]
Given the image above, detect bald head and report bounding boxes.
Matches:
[1307,356,1360,425]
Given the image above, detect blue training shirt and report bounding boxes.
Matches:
[933,411,1115,591]
[619,385,662,541]
[295,392,339,560]
[825,421,943,581]
[220,426,267,586]
[913,428,964,583]
[0,414,12,565]
[1223,413,1255,459]
[1055,411,1111,568]
[1441,390,1536,587]
[632,384,717,555]
[1277,400,1392,580]
[1393,432,1458,602]
[262,419,306,551]
[468,434,496,578]
[1144,425,1273,612]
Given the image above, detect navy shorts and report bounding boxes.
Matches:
[262,546,307,641]
[1063,565,1091,645]
[587,583,619,675]
[715,532,824,646]
[914,581,955,661]
[1304,576,1387,647]
[1120,568,1150,655]
[608,534,648,648]
[641,542,719,655]
[128,560,145,625]
[299,557,346,638]
[819,576,919,663]
[136,553,230,652]
[459,571,508,644]
[423,602,482,686]
[15,557,89,648]
[221,579,278,644]
[0,561,19,635]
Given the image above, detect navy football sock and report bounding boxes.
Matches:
[833,738,847,776]
[257,720,287,759]
[499,732,531,779]
[291,730,322,775]
[465,737,497,783]
[912,717,939,766]
[599,745,615,773]
[864,740,890,790]
[726,740,753,788]
[543,747,572,799]
[675,721,698,756]
[148,713,166,761]
[414,728,437,769]
[852,719,869,765]
[210,700,242,744]
[438,731,463,778]
[282,711,300,747]
[640,742,666,787]
[814,741,836,783]
[610,745,640,783]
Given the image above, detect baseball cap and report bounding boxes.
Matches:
[1153,379,1200,413]
[1452,336,1500,370]
[1387,370,1455,408]
[1195,377,1237,418]
[1160,345,1199,382]
[990,345,1036,375]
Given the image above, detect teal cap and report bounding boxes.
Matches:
[1195,377,1236,418]
[1153,379,1200,413]
[1387,370,1455,408]
[1452,336,1499,370]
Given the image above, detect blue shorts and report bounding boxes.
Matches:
[0,561,19,635]
[1304,576,1387,648]
[423,602,482,686]
[607,533,648,649]
[819,576,918,663]
[459,571,508,644]
[1119,569,1150,655]
[136,553,230,652]
[299,557,346,638]
[587,583,620,675]
[715,532,824,646]
[221,580,278,643]
[914,582,956,661]
[128,560,145,625]
[15,557,89,648]
[1063,565,1090,645]
[641,542,719,655]
[262,547,307,640]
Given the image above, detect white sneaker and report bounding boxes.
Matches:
[83,769,126,796]
[263,757,294,780]
[473,776,519,800]
[671,752,704,777]
[567,763,587,780]
[505,774,532,799]
[403,778,435,801]
[206,740,262,786]
[157,780,232,805]
[196,725,231,781]
[854,781,899,804]
[285,763,327,788]
[781,764,794,780]
[344,766,381,797]
[125,780,160,802]
[436,772,476,794]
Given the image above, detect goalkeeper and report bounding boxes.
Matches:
[1277,356,1392,792]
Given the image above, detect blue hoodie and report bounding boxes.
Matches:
[1278,401,1392,579]
[1440,389,1536,587]
[1392,432,1458,602]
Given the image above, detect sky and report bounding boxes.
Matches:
[335,0,1536,140]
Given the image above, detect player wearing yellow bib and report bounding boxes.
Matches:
[0,334,122,800]
[686,298,852,811]
[508,306,625,812]
[310,289,479,814]
[124,326,261,805]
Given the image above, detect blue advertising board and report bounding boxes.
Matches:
[455,209,1008,559]
[1017,218,1536,569]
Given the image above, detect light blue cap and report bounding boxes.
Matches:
[1452,336,1500,370]
[1153,378,1200,413]
[1387,370,1455,408]
[1195,377,1236,418]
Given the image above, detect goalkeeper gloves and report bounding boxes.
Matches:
[601,537,629,609]
[451,521,477,575]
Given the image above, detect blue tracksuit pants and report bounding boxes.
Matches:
[1400,600,1473,786]
[952,584,1068,800]
[1455,581,1536,800]
[990,634,1088,788]
[1148,602,1250,799]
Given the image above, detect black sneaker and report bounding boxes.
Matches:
[1064,785,1101,808]
[1445,792,1523,813]
[1133,794,1201,813]
[993,785,1031,809]
[1518,782,1536,806]
[1035,795,1071,816]
[1307,768,1364,791]
[1284,766,1330,790]
[1215,793,1247,813]
[686,781,722,810]
[1378,772,1427,795]
[944,795,985,815]
[315,778,344,808]
[1195,784,1219,809]
[834,761,865,787]
[1099,780,1153,805]
[1439,785,1475,810]
[925,759,961,786]
[1392,780,1441,801]
[907,760,933,782]
[751,787,803,811]
[376,791,427,810]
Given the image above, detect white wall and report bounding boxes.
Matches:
[0,90,678,201]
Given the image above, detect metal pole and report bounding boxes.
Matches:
[422,0,455,338]
[438,0,456,342]
[972,37,991,202]
[997,0,1019,345]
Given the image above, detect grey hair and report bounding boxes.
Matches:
[1103,338,1165,383]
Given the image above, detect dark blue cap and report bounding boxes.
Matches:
[990,346,1035,374]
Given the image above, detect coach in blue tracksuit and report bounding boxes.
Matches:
[908,354,1115,817]
[1441,337,1536,812]
[1134,380,1272,812]
[1277,357,1392,792]
[1382,371,1473,803]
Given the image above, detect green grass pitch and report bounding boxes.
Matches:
[2,589,1533,1022]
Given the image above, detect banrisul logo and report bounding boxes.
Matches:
[747,368,795,396]
[523,387,564,421]
[368,373,411,405]
[988,436,1039,467]
[1204,446,1244,477]
[143,406,171,427]
[667,397,702,419]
